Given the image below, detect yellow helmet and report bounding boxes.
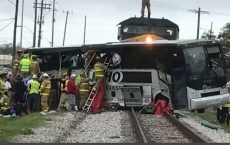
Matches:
[17,48,23,53]
[63,72,67,76]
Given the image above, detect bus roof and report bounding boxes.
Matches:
[117,17,179,30]
[25,39,219,53]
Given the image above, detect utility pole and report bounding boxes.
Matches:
[34,0,51,47]
[188,7,209,39]
[38,0,44,47]
[33,0,38,47]
[12,0,19,61]
[63,11,69,46]
[20,0,24,47]
[51,0,56,47]
[209,21,213,39]
[83,15,86,45]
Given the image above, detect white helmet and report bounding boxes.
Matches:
[43,73,49,77]
[32,75,37,79]
[23,54,28,58]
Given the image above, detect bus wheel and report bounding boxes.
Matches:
[197,109,205,113]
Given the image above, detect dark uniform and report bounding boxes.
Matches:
[141,0,151,18]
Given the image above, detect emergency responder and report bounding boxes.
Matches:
[92,55,107,92]
[110,51,121,69]
[49,75,59,110]
[27,75,40,112]
[0,72,9,112]
[141,0,151,18]
[78,71,91,109]
[30,55,41,76]
[19,54,31,78]
[83,50,95,69]
[57,73,69,111]
[12,49,23,77]
[40,73,51,115]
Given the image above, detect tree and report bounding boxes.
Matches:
[218,23,230,51]
[0,43,22,55]
[201,30,216,39]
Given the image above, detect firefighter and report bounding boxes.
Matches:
[92,55,107,92]
[83,50,95,69]
[30,55,41,76]
[141,0,151,18]
[79,71,91,109]
[0,72,9,112]
[39,73,51,115]
[57,73,69,111]
[19,54,31,78]
[12,49,23,77]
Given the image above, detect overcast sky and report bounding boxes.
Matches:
[0,0,230,48]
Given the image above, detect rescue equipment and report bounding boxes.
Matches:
[82,57,111,113]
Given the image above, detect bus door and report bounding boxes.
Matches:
[156,47,187,110]
[156,48,176,108]
[171,56,188,110]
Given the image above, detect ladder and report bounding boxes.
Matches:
[82,57,111,113]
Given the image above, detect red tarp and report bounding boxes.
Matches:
[90,79,105,113]
[148,100,173,115]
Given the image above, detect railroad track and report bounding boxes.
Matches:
[130,108,208,143]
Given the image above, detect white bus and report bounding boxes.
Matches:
[26,39,229,113]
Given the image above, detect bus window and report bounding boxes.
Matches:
[120,46,158,69]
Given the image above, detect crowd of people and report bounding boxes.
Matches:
[0,48,122,117]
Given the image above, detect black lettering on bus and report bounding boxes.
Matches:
[106,71,123,82]
[105,72,112,82]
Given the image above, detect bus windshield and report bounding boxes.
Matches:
[183,45,226,84]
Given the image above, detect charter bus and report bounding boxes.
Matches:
[117,17,179,41]
[24,39,229,113]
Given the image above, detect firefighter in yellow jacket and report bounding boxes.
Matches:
[12,49,23,77]
[92,56,107,92]
[79,71,91,108]
[39,73,51,115]
[0,72,9,111]
[30,55,41,76]
[83,50,95,69]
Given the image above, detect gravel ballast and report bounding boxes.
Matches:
[13,111,138,143]
[13,112,86,143]
[63,111,138,143]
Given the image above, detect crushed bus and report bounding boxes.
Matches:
[24,39,229,113]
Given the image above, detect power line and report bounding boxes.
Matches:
[0,20,14,31]
[0,18,14,23]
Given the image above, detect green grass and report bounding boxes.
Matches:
[0,113,49,143]
[191,108,230,132]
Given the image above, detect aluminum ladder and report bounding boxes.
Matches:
[82,57,111,113]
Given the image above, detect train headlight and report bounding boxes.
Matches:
[146,37,153,43]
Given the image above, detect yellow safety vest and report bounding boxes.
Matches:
[0,80,5,94]
[21,58,30,72]
[29,80,40,94]
[94,62,106,77]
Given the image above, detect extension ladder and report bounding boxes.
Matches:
[82,57,111,113]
